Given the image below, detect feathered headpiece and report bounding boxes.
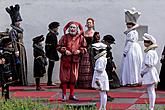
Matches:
[6,4,22,24]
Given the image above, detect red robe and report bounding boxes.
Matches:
[57,34,86,84]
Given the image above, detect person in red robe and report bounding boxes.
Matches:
[57,21,87,101]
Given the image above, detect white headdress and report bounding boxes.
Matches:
[124,7,141,24]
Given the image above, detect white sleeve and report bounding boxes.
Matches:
[123,31,137,55]
[95,59,104,74]
[141,52,153,74]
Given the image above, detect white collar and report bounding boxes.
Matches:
[94,50,107,60]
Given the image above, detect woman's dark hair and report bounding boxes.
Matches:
[144,40,153,45]
[92,31,100,43]
[126,22,136,26]
[86,18,94,25]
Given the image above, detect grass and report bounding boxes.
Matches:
[1,97,165,110]
[0,97,97,110]
[0,97,52,110]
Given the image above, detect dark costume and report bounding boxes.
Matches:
[78,18,95,89]
[0,38,17,99]
[33,35,47,90]
[157,46,165,90]
[91,32,100,70]
[45,22,59,85]
[6,4,28,86]
[106,46,120,88]
[78,37,93,88]
[102,35,120,89]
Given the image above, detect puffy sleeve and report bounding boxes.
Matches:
[95,58,105,73]
[123,30,138,55]
[56,35,67,54]
[141,51,158,74]
[145,51,158,67]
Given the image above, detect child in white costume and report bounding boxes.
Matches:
[92,42,109,110]
[141,33,159,110]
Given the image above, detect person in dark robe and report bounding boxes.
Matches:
[157,46,165,90]
[0,38,16,99]
[102,35,120,89]
[32,35,47,91]
[6,4,28,86]
[77,18,95,88]
[45,22,60,86]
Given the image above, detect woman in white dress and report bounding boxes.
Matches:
[141,33,159,110]
[120,8,143,86]
[120,22,143,86]
[92,42,109,110]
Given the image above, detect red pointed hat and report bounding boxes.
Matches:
[63,21,83,35]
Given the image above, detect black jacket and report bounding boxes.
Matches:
[0,48,16,84]
[45,31,59,61]
[33,44,47,77]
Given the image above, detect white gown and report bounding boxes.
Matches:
[92,55,109,91]
[120,30,143,86]
[141,49,159,84]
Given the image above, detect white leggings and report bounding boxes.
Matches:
[147,84,156,110]
[99,91,107,110]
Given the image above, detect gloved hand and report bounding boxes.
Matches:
[123,53,126,57]
[141,73,144,78]
[95,80,101,87]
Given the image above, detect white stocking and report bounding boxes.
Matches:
[99,91,107,110]
[147,84,156,110]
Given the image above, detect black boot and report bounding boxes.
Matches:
[36,78,42,90]
[47,60,55,86]
[2,84,10,99]
[69,95,79,101]
[107,95,114,102]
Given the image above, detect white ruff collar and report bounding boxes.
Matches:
[144,44,158,53]
[94,50,107,60]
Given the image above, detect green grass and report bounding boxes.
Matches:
[1,97,165,110]
[0,97,52,110]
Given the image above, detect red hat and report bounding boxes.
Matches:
[63,21,83,35]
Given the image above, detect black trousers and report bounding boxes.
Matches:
[2,84,9,99]
[35,78,40,87]
[47,60,55,84]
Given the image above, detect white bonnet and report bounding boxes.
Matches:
[143,33,156,44]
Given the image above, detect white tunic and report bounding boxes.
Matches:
[120,30,143,85]
[92,55,109,91]
[141,49,159,85]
